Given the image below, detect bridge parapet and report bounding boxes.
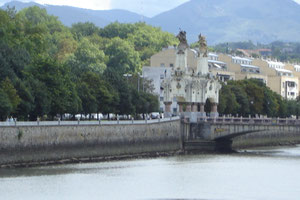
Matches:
[181,116,300,140]
[193,116,300,125]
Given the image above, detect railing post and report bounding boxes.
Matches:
[117,115,120,124]
[14,118,17,126]
[37,117,40,126]
[77,118,80,125]
[158,117,161,123]
[132,117,134,124]
[99,118,101,125]
[58,118,61,125]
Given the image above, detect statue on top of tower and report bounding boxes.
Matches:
[199,34,208,57]
[176,30,188,52]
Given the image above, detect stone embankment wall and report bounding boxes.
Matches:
[0,120,181,166]
[233,129,300,149]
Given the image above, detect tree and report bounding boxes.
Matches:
[0,88,12,120]
[25,57,80,119]
[14,80,34,120]
[105,37,141,74]
[68,38,106,76]
[218,85,240,115]
[99,22,137,39]
[0,77,21,114]
[126,22,177,64]
[71,22,99,39]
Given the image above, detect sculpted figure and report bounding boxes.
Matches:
[176,30,188,51]
[199,34,208,57]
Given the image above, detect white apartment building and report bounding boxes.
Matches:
[267,61,285,69]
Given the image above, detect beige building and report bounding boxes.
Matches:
[148,48,300,100]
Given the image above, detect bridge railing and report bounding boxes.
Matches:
[0,116,180,127]
[182,116,300,125]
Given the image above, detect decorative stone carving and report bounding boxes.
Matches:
[199,34,208,57]
[162,31,222,117]
[176,30,188,51]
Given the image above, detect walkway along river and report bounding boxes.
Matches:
[0,145,300,200]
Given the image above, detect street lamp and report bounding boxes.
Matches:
[123,73,132,83]
[138,72,144,93]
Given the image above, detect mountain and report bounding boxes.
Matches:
[2,0,300,44]
[1,1,148,27]
[148,0,300,44]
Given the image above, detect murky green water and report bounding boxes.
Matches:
[1,145,300,200]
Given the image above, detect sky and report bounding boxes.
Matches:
[0,0,190,17]
[1,0,300,17]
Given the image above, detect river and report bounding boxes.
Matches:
[1,145,300,200]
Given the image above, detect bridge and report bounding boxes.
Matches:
[182,116,300,152]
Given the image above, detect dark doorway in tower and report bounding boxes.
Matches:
[204,98,212,116]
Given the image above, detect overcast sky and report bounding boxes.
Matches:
[1,0,300,17]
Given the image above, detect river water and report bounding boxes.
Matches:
[1,145,300,200]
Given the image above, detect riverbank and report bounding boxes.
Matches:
[0,119,182,168]
[0,150,184,169]
[232,129,300,149]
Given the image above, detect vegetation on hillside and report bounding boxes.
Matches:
[0,6,177,120]
[211,41,300,63]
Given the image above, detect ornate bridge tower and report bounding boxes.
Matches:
[162,31,221,120]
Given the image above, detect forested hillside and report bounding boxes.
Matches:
[0,6,177,120]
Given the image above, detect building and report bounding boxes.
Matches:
[144,32,222,118]
[145,42,300,106]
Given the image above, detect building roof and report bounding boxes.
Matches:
[208,60,226,65]
[275,68,292,73]
[208,52,218,57]
[232,56,252,62]
[294,65,300,69]
[267,61,285,67]
[241,64,260,69]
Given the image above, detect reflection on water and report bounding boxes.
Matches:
[1,145,300,200]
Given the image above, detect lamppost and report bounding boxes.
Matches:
[123,73,132,83]
[250,100,254,118]
[138,72,144,93]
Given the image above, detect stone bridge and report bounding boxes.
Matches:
[182,117,300,152]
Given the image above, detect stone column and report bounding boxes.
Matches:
[210,103,219,118]
[178,103,184,113]
[198,103,206,117]
[185,103,192,112]
[200,103,205,113]
[192,103,198,112]
[190,103,199,123]
[164,102,172,118]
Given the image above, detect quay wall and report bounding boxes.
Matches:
[0,120,182,166]
[232,127,300,149]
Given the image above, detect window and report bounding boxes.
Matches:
[291,92,295,96]
[170,63,174,67]
[160,63,165,67]
[160,96,164,101]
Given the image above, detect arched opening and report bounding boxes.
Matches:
[204,98,212,114]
